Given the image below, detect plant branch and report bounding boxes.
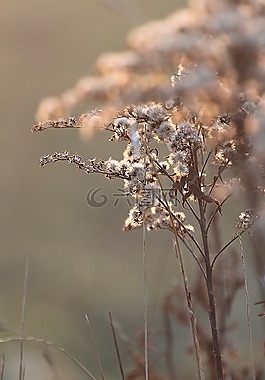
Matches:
[198,197,224,380]
[19,258,29,380]
[206,195,231,233]
[211,228,251,269]
[85,314,105,380]
[172,237,205,380]
[109,312,126,380]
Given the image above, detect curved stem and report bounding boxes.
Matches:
[206,195,231,234]
[0,336,97,380]
[211,229,248,269]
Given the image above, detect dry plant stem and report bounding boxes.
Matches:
[0,354,5,380]
[158,197,205,273]
[19,258,29,380]
[85,314,105,380]
[151,161,199,222]
[108,312,126,380]
[154,161,205,379]
[151,154,205,275]
[154,160,200,223]
[200,149,215,180]
[142,218,149,380]
[178,235,206,278]
[211,215,227,350]
[158,197,204,257]
[211,228,249,269]
[198,200,224,380]
[237,157,265,301]
[170,213,204,259]
[172,237,205,380]
[149,152,205,273]
[206,195,231,234]
[143,127,149,380]
[239,237,256,380]
[204,165,230,212]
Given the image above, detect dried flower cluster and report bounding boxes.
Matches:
[35,85,259,236]
[32,0,265,379]
[237,209,255,230]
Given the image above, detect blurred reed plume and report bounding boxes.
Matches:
[32,0,265,379]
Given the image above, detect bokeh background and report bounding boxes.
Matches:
[1,0,264,379]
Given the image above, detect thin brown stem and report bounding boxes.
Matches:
[172,238,205,380]
[19,258,29,380]
[206,195,231,234]
[211,228,250,269]
[239,238,256,380]
[158,196,204,258]
[148,149,205,264]
[178,235,206,278]
[200,148,215,179]
[85,314,105,380]
[153,152,205,379]
[198,199,224,380]
[0,354,5,380]
[108,312,126,380]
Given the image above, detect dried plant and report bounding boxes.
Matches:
[29,0,265,379]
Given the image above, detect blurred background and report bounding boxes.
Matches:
[1,0,264,379]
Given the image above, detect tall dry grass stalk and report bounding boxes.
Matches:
[29,0,265,378]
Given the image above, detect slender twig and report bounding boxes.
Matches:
[158,196,205,259]
[203,164,230,214]
[170,211,204,258]
[142,218,149,380]
[177,234,206,278]
[200,148,215,179]
[19,258,29,380]
[146,149,204,259]
[153,159,174,183]
[85,314,105,380]
[153,152,200,220]
[150,150,205,380]
[172,238,205,380]
[211,213,228,351]
[211,228,250,269]
[108,312,126,380]
[143,125,149,380]
[206,195,231,233]
[183,198,201,223]
[198,198,224,380]
[239,237,256,380]
[207,164,230,198]
[0,336,97,380]
[0,354,5,380]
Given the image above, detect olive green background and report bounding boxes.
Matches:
[1,0,263,379]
